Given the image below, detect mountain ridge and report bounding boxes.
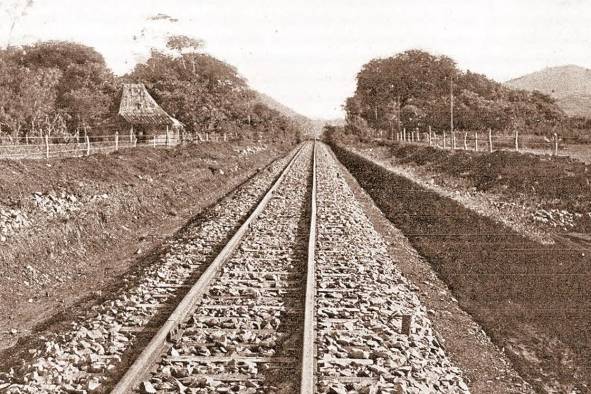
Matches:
[505,65,591,117]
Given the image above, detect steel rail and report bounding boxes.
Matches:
[110,143,307,394]
[300,140,317,393]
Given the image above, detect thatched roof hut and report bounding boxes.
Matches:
[118,83,183,129]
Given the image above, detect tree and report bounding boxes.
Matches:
[345,49,565,137]
[1,41,119,135]
[128,46,301,141]
[166,35,205,73]
[0,60,62,140]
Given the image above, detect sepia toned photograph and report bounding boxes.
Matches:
[0,1,589,393]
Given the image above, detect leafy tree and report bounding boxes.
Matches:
[1,41,119,136]
[346,49,565,137]
[128,43,301,141]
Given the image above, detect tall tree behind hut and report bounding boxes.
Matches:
[128,35,301,142]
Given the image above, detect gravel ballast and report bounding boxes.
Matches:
[0,148,297,393]
[314,143,469,393]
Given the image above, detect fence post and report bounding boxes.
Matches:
[452,131,457,150]
[553,133,559,156]
[514,129,519,151]
[403,128,406,142]
[463,131,468,150]
[153,135,156,148]
[85,135,90,156]
[165,130,170,147]
[416,128,420,142]
[475,131,478,152]
[428,126,432,146]
[129,127,133,143]
[45,135,49,159]
[115,132,119,151]
[134,135,137,148]
[224,133,227,142]
[488,128,493,153]
[443,130,447,149]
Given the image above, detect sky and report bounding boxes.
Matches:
[1,0,591,119]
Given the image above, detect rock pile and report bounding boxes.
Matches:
[32,192,82,217]
[0,208,30,242]
[532,208,584,229]
[238,145,267,157]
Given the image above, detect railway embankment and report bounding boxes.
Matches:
[330,141,591,393]
[348,140,591,238]
[0,141,292,355]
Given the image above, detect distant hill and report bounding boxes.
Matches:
[254,91,310,124]
[254,91,341,136]
[505,65,591,117]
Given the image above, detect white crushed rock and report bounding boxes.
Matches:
[315,143,469,393]
[32,192,82,217]
[237,145,267,157]
[0,208,31,242]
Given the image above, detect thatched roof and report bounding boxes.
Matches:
[118,83,182,127]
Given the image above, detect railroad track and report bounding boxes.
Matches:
[112,141,469,393]
[1,140,469,393]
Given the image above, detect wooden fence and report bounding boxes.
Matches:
[0,131,239,160]
[392,127,563,156]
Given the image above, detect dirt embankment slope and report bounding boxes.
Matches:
[331,142,590,393]
[356,140,591,236]
[0,141,290,350]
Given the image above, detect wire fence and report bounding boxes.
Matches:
[0,131,240,160]
[390,127,568,156]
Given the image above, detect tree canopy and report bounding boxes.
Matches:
[127,44,302,140]
[0,41,118,138]
[345,49,566,136]
[0,38,303,142]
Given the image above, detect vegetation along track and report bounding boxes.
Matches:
[1,141,469,393]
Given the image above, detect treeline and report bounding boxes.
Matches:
[0,37,304,142]
[344,50,572,138]
[0,42,118,140]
